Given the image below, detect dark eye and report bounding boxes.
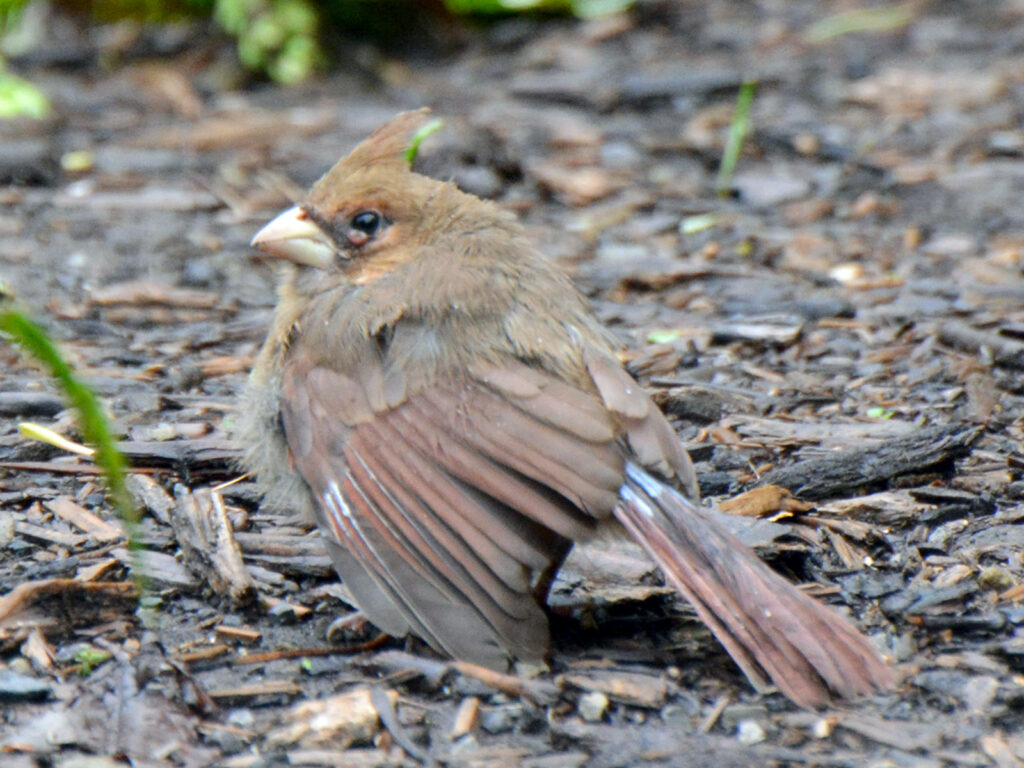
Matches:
[351,211,382,236]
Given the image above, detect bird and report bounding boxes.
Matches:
[239,108,893,708]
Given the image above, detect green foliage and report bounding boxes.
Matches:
[0,309,141,543]
[805,3,913,43]
[405,118,443,166]
[716,79,756,198]
[0,0,49,119]
[74,646,112,676]
[0,65,49,118]
[215,0,321,84]
[646,329,682,345]
[0,0,29,27]
[1,0,635,87]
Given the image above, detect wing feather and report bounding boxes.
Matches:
[281,351,698,670]
[284,359,627,667]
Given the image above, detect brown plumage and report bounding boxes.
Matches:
[240,109,893,708]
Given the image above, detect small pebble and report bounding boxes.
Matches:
[480,703,521,734]
[578,691,609,722]
[812,717,835,739]
[0,512,15,548]
[736,718,766,745]
[9,658,33,676]
[977,566,1013,592]
[226,708,254,729]
[267,602,297,624]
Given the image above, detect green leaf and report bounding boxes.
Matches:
[0,69,50,120]
[75,647,112,676]
[680,213,717,235]
[405,119,444,166]
[0,309,144,587]
[715,79,756,198]
[646,329,681,345]
[805,4,913,43]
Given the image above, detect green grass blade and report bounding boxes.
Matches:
[405,118,444,166]
[715,79,756,199]
[0,309,145,589]
[805,4,913,43]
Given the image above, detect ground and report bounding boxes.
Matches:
[2,1,1024,766]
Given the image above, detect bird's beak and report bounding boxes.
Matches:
[250,206,338,270]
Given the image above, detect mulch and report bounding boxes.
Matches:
[2,2,1024,766]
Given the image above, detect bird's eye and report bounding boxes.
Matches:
[351,211,382,235]
[344,210,385,249]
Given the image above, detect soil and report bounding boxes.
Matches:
[2,1,1024,766]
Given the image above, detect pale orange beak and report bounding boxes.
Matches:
[250,206,338,270]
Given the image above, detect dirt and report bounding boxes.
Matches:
[2,1,1024,766]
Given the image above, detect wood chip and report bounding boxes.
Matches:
[999,583,1024,602]
[965,371,999,423]
[451,661,561,706]
[718,486,813,517]
[128,109,334,151]
[14,520,86,549]
[800,514,877,542]
[90,281,221,308]
[563,670,670,709]
[0,460,102,475]
[125,473,175,525]
[450,696,480,739]
[261,595,312,620]
[208,680,303,702]
[174,644,232,664]
[44,497,123,543]
[278,750,390,768]
[266,688,395,748]
[838,714,941,751]
[823,528,866,571]
[759,423,983,500]
[200,354,252,377]
[57,187,221,211]
[0,579,136,635]
[76,558,120,582]
[527,160,623,205]
[112,547,197,588]
[170,487,254,604]
[939,322,1024,368]
[21,627,55,671]
[731,416,915,447]
[214,625,262,644]
[979,733,1024,768]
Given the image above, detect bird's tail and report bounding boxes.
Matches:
[615,462,893,708]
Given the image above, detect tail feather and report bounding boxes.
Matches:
[615,463,893,709]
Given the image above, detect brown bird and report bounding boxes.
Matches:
[240,109,892,708]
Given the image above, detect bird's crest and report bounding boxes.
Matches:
[315,109,440,189]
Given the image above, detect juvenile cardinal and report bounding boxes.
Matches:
[240,109,892,708]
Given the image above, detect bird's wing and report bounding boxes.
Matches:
[581,348,699,498]
[280,354,636,668]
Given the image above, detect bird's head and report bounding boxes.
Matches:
[251,109,464,287]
